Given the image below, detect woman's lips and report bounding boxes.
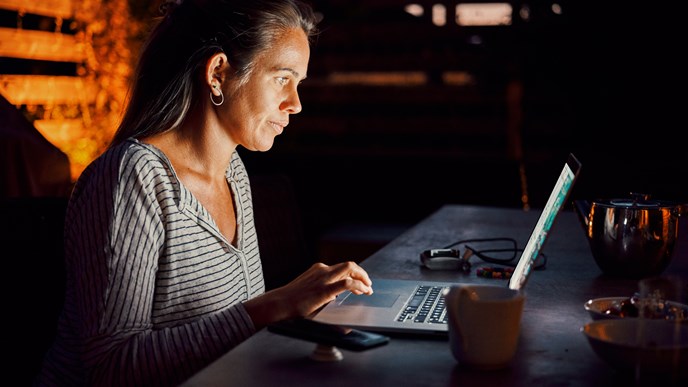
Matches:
[269,121,287,134]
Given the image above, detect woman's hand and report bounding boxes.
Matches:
[243,261,373,329]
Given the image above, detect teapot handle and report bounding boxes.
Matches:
[573,199,591,230]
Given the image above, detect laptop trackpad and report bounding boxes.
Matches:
[341,292,399,307]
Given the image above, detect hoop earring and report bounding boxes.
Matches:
[210,89,224,106]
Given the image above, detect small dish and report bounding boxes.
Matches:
[584,296,688,321]
[582,319,688,379]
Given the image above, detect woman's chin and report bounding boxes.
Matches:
[252,139,276,152]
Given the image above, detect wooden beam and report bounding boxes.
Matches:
[0,0,99,21]
[0,75,97,105]
[33,118,83,145]
[0,27,87,62]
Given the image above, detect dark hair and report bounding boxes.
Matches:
[110,0,318,146]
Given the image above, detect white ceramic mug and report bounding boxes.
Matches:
[445,284,525,369]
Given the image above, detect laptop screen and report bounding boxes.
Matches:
[508,153,581,290]
[314,153,581,335]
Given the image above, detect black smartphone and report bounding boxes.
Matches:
[267,318,390,351]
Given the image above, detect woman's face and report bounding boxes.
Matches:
[220,27,310,152]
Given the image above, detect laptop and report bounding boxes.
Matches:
[313,153,582,336]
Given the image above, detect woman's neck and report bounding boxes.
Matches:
[142,107,237,183]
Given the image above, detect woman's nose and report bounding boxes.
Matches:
[281,89,302,114]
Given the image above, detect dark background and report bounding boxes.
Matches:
[237,0,687,252]
[2,1,686,380]
[2,0,686,257]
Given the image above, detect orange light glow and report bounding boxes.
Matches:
[0,0,140,181]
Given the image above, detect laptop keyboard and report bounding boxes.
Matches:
[396,285,448,324]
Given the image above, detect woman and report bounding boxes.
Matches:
[36,0,373,385]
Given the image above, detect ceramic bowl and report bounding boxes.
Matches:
[584,297,688,321]
[582,319,688,379]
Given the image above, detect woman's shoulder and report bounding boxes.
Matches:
[77,140,136,177]
[74,140,175,194]
[111,139,169,167]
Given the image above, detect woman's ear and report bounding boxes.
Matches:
[206,52,229,96]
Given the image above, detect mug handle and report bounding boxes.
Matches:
[446,286,473,353]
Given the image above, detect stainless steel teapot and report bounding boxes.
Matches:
[574,193,684,279]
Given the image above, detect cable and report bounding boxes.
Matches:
[437,237,547,271]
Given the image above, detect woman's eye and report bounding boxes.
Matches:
[276,77,289,86]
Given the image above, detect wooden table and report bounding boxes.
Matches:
[181,204,688,387]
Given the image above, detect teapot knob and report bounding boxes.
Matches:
[629,192,651,204]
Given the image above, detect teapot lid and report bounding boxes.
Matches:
[607,198,661,208]
[601,193,675,209]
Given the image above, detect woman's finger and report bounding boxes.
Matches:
[328,261,372,286]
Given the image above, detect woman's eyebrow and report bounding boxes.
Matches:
[276,67,306,80]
